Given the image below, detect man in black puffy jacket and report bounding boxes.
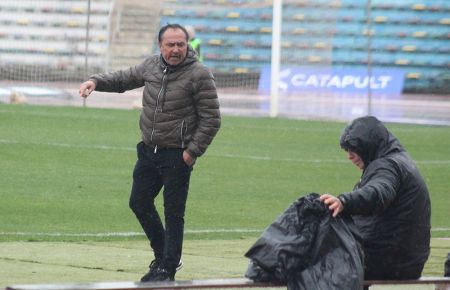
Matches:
[321,116,431,281]
[79,24,221,282]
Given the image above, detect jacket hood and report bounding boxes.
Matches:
[159,45,197,71]
[339,116,404,167]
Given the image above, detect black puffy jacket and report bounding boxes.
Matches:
[90,46,221,158]
[339,116,431,279]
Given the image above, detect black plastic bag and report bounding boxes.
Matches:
[245,193,364,290]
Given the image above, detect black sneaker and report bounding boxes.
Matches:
[149,266,175,282]
[140,259,161,282]
[140,259,183,282]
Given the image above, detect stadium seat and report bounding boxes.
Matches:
[395,59,411,65]
[374,16,388,23]
[428,5,442,12]
[411,3,426,11]
[16,18,30,26]
[396,32,408,38]
[412,31,427,38]
[341,16,353,22]
[195,10,208,18]
[208,39,225,46]
[406,72,422,79]
[402,45,417,52]
[243,40,257,47]
[292,28,306,35]
[281,41,292,48]
[225,26,239,32]
[161,9,176,16]
[384,45,399,52]
[307,55,322,63]
[239,54,253,61]
[227,12,240,18]
[71,6,85,14]
[440,18,450,25]
[407,17,422,25]
[260,13,272,20]
[204,53,220,60]
[292,14,305,21]
[314,42,328,49]
[234,67,249,73]
[66,20,80,28]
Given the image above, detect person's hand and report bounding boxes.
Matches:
[79,80,96,98]
[183,150,196,167]
[320,194,344,218]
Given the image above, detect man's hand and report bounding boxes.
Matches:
[183,150,196,167]
[79,80,96,98]
[320,194,344,217]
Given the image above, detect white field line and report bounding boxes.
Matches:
[0,229,263,237]
[1,139,449,165]
[1,228,449,238]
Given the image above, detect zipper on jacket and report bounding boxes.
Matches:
[150,66,168,143]
[180,119,186,148]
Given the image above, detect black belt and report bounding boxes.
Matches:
[145,143,178,153]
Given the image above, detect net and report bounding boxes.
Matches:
[0,0,449,124]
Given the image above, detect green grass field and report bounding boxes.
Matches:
[1,103,449,287]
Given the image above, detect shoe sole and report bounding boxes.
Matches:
[176,260,183,272]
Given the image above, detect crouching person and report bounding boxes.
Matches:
[320,116,431,283]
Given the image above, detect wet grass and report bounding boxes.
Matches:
[0,103,449,288]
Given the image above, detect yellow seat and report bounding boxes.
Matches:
[67,20,79,27]
[412,3,426,10]
[307,56,322,63]
[71,6,85,13]
[314,42,327,49]
[395,59,410,65]
[440,18,450,25]
[161,9,176,16]
[293,28,306,35]
[208,39,223,46]
[412,31,427,38]
[239,54,253,60]
[234,67,249,73]
[281,41,292,48]
[402,45,417,52]
[16,18,30,25]
[43,47,56,53]
[292,14,305,21]
[374,16,388,23]
[226,26,239,32]
[227,12,240,18]
[406,72,422,79]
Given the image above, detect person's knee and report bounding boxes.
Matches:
[129,196,145,215]
[164,202,186,219]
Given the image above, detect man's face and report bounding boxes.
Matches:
[159,28,188,66]
[347,150,365,170]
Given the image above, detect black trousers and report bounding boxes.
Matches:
[129,142,192,271]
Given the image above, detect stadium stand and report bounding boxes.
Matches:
[0,0,448,93]
[0,0,111,81]
[160,0,449,93]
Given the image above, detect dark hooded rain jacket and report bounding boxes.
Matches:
[338,116,431,280]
